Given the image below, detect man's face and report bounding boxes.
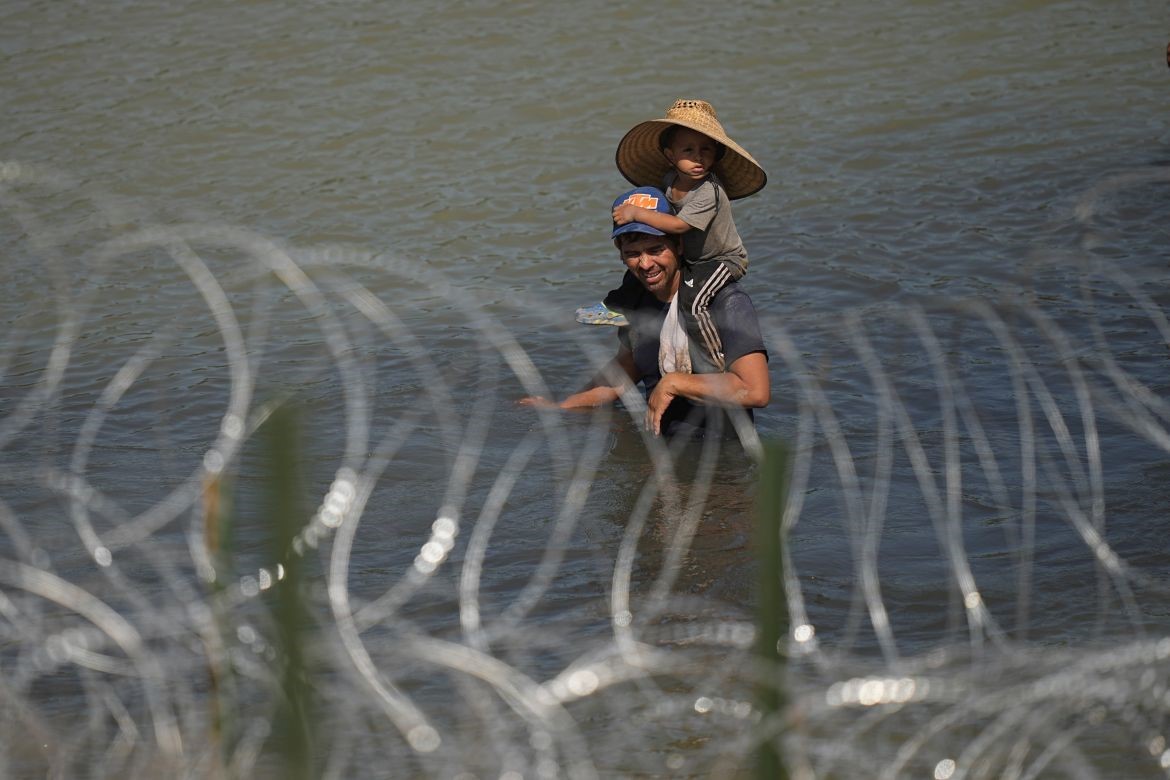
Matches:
[617,233,681,301]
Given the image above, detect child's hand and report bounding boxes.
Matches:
[612,204,639,226]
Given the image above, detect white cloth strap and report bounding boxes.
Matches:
[658,293,692,376]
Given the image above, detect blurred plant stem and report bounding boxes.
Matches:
[203,469,236,776]
[265,404,314,779]
[755,440,789,780]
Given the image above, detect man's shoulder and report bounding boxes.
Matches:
[711,281,767,365]
[710,281,763,333]
[711,279,756,309]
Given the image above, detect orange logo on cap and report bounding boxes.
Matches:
[622,193,659,210]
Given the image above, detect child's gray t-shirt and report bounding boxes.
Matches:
[664,172,748,273]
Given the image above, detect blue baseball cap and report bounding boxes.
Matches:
[611,186,672,239]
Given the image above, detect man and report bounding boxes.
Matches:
[521,187,769,439]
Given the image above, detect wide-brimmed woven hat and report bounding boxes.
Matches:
[615,99,767,200]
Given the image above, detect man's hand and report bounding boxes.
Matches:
[644,354,770,435]
[645,374,679,435]
[518,383,627,411]
[517,395,559,409]
[518,349,639,413]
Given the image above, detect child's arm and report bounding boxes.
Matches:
[612,204,691,235]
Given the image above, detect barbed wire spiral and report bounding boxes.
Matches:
[2,160,1169,778]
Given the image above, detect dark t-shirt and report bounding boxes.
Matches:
[617,281,767,437]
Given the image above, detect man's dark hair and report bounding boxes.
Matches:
[614,232,682,250]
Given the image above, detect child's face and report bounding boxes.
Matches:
[663,127,718,182]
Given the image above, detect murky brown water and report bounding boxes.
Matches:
[3,0,1170,776]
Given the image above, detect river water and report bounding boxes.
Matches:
[3,0,1170,777]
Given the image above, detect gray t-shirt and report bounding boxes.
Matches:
[664,172,748,274]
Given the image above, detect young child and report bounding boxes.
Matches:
[599,99,766,371]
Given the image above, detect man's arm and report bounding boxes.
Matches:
[644,351,770,435]
[519,346,640,410]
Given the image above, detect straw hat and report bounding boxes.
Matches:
[615,99,767,200]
